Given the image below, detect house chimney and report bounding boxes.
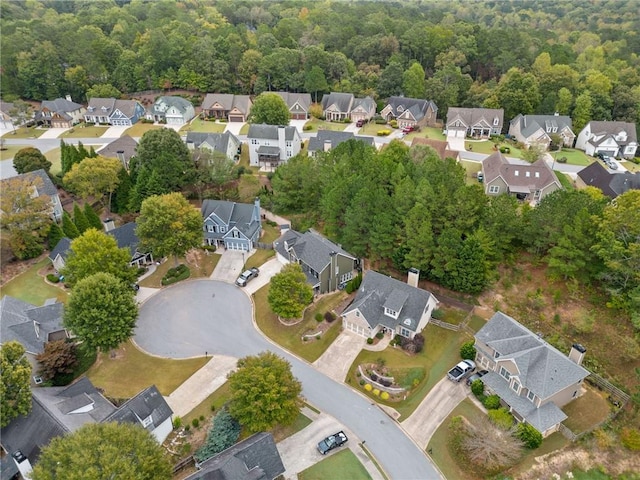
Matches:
[407,268,420,288]
[66,94,72,102]
[12,451,33,479]
[324,140,332,152]
[252,197,260,223]
[116,150,127,169]
[568,343,586,365]
[278,125,286,161]
[103,218,115,232]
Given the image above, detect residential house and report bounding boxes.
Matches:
[274,229,359,294]
[48,222,153,270]
[186,131,242,162]
[185,432,285,480]
[380,96,438,128]
[410,137,459,161]
[446,108,504,138]
[247,124,302,169]
[1,169,63,221]
[0,101,15,129]
[576,161,640,198]
[509,114,575,149]
[307,130,375,156]
[84,97,145,126]
[481,151,561,204]
[201,93,252,122]
[474,312,590,437]
[97,135,138,169]
[146,95,195,125]
[201,198,262,251]
[274,91,313,120]
[0,378,172,480]
[342,269,439,339]
[34,96,85,128]
[320,92,376,122]
[575,121,638,159]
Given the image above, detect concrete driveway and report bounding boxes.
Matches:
[313,330,365,383]
[447,134,466,151]
[224,122,245,135]
[38,127,70,139]
[243,258,283,295]
[101,125,129,138]
[209,250,246,282]
[401,376,467,448]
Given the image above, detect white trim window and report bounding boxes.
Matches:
[400,327,411,337]
[384,307,398,318]
[527,390,536,403]
[489,185,500,194]
[340,272,353,284]
[499,366,511,381]
[511,380,521,393]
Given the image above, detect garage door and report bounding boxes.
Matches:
[345,321,365,336]
[292,113,306,120]
[229,116,244,122]
[227,242,248,251]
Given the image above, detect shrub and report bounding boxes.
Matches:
[136,267,148,276]
[173,416,182,429]
[557,156,568,163]
[460,341,476,360]
[161,264,190,285]
[192,418,200,428]
[202,245,216,252]
[364,383,372,391]
[199,415,205,421]
[303,124,313,131]
[47,273,60,283]
[620,428,640,451]
[488,408,514,430]
[373,389,380,396]
[184,424,191,432]
[431,308,444,320]
[389,120,398,128]
[516,423,543,449]
[377,129,391,136]
[413,333,425,353]
[471,379,484,397]
[483,394,501,410]
[380,391,389,400]
[359,379,365,386]
[324,311,336,323]
[499,146,511,154]
[376,332,384,339]
[315,313,323,322]
[374,117,386,125]
[367,338,374,344]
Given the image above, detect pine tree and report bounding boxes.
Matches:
[112,168,132,214]
[73,204,90,234]
[47,222,65,249]
[61,211,80,239]
[83,203,103,230]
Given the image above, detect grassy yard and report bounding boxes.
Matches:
[556,172,576,190]
[239,124,250,135]
[183,381,232,425]
[458,159,483,185]
[299,448,372,480]
[467,140,526,159]
[404,126,447,142]
[438,305,468,325]
[555,148,592,166]
[359,122,393,136]
[304,117,348,132]
[0,144,29,161]
[1,126,45,139]
[253,285,348,363]
[180,118,226,134]
[561,386,611,433]
[245,249,275,269]
[60,125,108,138]
[123,123,163,137]
[346,324,471,419]
[261,222,281,244]
[270,411,313,443]
[237,173,262,202]
[1,257,68,305]
[467,315,487,333]
[622,160,640,172]
[86,340,209,398]
[44,147,63,175]
[138,251,220,288]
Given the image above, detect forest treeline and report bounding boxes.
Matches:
[1,0,639,129]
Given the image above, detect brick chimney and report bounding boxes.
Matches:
[568,343,586,365]
[407,268,420,288]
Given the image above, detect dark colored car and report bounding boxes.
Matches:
[466,370,489,386]
[356,119,365,127]
[235,267,259,287]
[317,431,348,455]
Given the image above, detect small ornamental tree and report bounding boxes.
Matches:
[61,211,80,239]
[47,222,65,250]
[195,408,241,462]
[0,341,32,427]
[460,341,477,360]
[516,422,543,449]
[36,340,78,382]
[267,263,314,320]
[13,147,52,174]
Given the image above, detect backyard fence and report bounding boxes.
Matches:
[256,242,274,250]
[586,373,631,404]
[173,455,194,474]
[429,319,460,331]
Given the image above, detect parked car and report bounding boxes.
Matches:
[235,267,259,287]
[356,119,365,127]
[466,369,489,386]
[447,359,476,382]
[317,431,348,455]
[595,152,606,160]
[401,125,415,134]
[605,157,619,170]
[477,171,484,183]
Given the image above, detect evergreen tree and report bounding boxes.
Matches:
[83,203,103,230]
[61,211,80,239]
[112,168,132,214]
[195,408,241,462]
[47,222,65,249]
[73,203,90,234]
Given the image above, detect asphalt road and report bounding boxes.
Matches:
[134,279,443,479]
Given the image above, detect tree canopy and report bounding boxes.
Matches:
[248,92,291,125]
[13,147,51,174]
[268,263,314,320]
[0,341,32,427]
[227,351,302,433]
[31,422,171,480]
[64,156,122,213]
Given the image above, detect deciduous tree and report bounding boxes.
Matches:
[35,340,78,382]
[0,341,32,427]
[64,272,138,352]
[304,65,328,103]
[267,263,314,320]
[248,92,291,125]
[64,156,122,213]
[227,352,302,433]
[31,423,171,480]
[13,147,51,174]
[402,61,426,98]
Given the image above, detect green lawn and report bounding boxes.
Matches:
[237,174,262,203]
[561,386,610,433]
[1,257,68,305]
[180,118,226,134]
[261,222,281,244]
[60,125,109,138]
[86,340,209,398]
[253,285,348,362]
[304,117,348,132]
[347,324,471,419]
[299,448,372,480]
[439,306,468,325]
[404,126,447,142]
[44,147,63,175]
[1,126,45,139]
[557,172,575,190]
[122,123,163,137]
[467,141,526,159]
[467,315,487,333]
[459,159,483,185]
[359,122,393,135]
[138,252,220,288]
[245,249,275,269]
[555,148,592,166]
[239,124,250,135]
[622,160,640,172]
[0,144,29,161]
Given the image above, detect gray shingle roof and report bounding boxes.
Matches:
[476,312,589,400]
[577,161,640,198]
[482,151,560,192]
[103,385,172,432]
[512,114,574,138]
[36,98,84,121]
[202,94,251,114]
[149,96,193,116]
[274,91,312,112]
[86,98,141,119]
[108,222,141,256]
[1,169,58,198]
[321,92,354,113]
[384,96,437,122]
[587,120,637,144]
[97,135,138,163]
[307,130,374,153]
[447,107,504,129]
[247,124,298,141]
[186,132,239,155]
[343,271,434,332]
[201,199,261,240]
[352,96,376,112]
[275,229,356,274]
[186,432,284,480]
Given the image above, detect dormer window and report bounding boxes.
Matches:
[527,390,536,403]
[514,170,519,176]
[397,106,404,113]
[511,380,521,393]
[493,117,499,126]
[552,127,557,133]
[101,106,108,112]
[384,307,398,319]
[494,351,500,359]
[141,415,153,428]
[535,172,540,178]
[499,366,511,380]
[525,171,530,177]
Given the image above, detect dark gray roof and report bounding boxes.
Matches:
[321,92,354,112]
[103,385,172,432]
[149,96,193,115]
[343,271,435,332]
[86,98,141,119]
[577,161,640,198]
[352,96,376,112]
[2,169,58,198]
[202,94,251,114]
[0,296,65,355]
[475,312,589,400]
[274,91,312,112]
[201,199,261,240]
[482,152,560,192]
[186,132,240,155]
[256,146,281,156]
[587,120,637,144]
[307,130,374,153]
[247,124,298,141]
[97,135,138,163]
[274,229,356,274]
[36,98,84,121]
[186,432,284,480]
[108,222,140,256]
[447,107,504,129]
[385,96,437,121]
[511,114,574,138]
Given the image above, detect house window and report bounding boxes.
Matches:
[535,172,540,178]
[552,127,557,133]
[207,225,214,233]
[525,171,530,177]
[340,272,353,284]
[493,350,500,359]
[384,307,398,318]
[534,189,541,199]
[499,366,511,380]
[514,170,519,176]
[400,327,411,337]
[511,381,520,393]
[286,141,292,147]
[251,139,258,145]
[141,416,153,428]
[220,227,226,233]
[527,390,536,402]
[489,185,500,194]
[355,311,360,317]
[493,117,499,126]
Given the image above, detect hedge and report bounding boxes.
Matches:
[161,264,191,286]
[47,274,60,283]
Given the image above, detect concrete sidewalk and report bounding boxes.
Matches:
[165,355,238,418]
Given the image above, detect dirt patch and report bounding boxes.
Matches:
[1,252,48,286]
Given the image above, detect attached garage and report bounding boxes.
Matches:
[225,241,248,251]
[291,113,307,120]
[229,115,244,122]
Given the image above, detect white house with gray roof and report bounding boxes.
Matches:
[575,120,638,159]
[274,229,359,294]
[0,169,63,221]
[509,113,575,149]
[446,107,504,138]
[84,97,145,126]
[146,95,195,125]
[474,312,590,437]
[201,198,262,251]
[307,130,375,156]
[342,270,438,339]
[186,131,241,162]
[247,124,302,169]
[321,92,376,123]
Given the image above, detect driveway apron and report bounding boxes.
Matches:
[209,250,245,282]
[312,330,365,383]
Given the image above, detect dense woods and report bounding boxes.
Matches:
[1,0,639,127]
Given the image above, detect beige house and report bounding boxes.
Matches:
[380,96,438,128]
[475,312,589,437]
[320,92,376,123]
[201,93,252,122]
[446,107,504,138]
[508,114,575,149]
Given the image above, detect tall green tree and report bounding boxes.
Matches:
[402,61,426,98]
[304,65,329,103]
[83,203,103,230]
[136,193,203,266]
[377,59,404,99]
[267,263,314,320]
[47,222,65,250]
[195,408,241,462]
[111,167,133,214]
[31,423,171,480]
[61,211,80,239]
[86,83,122,99]
[572,91,593,132]
[227,352,302,434]
[555,87,573,116]
[248,92,291,125]
[495,67,541,123]
[64,272,138,352]
[0,341,32,427]
[13,147,51,174]
[72,203,90,234]
[64,156,122,214]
